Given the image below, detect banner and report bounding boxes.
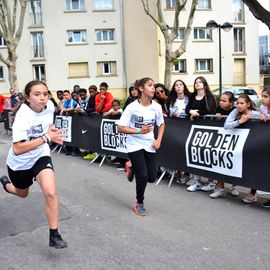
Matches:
[54,115,72,142]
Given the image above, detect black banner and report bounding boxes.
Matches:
[4,112,270,192]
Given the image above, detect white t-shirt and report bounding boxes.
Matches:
[6,100,54,170]
[118,100,164,153]
[170,98,186,117]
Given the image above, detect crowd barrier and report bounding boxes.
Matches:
[3,109,270,192]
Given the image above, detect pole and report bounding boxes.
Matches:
[218,26,222,97]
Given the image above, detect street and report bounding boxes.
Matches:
[0,123,269,270]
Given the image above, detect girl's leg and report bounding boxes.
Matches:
[0,176,29,198]
[144,151,157,183]
[36,168,58,229]
[128,150,148,205]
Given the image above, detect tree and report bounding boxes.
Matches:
[0,0,28,90]
[242,0,270,28]
[140,0,197,88]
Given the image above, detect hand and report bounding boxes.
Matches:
[100,94,105,101]
[47,125,65,145]
[216,113,222,120]
[190,109,200,117]
[260,113,267,122]
[152,139,161,150]
[239,113,250,124]
[140,124,153,134]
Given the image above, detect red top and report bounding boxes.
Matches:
[95,92,114,113]
[0,95,6,113]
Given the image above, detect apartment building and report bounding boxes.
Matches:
[0,0,260,96]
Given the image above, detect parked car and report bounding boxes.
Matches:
[212,86,260,106]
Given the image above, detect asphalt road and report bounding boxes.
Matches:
[0,123,269,270]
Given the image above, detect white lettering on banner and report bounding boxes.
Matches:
[101,119,127,153]
[54,116,72,142]
[185,125,250,178]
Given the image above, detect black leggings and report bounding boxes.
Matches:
[128,149,157,204]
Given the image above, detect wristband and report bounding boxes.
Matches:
[44,134,51,144]
[137,128,141,134]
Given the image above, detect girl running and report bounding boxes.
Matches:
[0,80,67,248]
[118,77,165,216]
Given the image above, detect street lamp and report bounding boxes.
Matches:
[206,20,233,96]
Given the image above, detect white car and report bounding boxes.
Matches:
[212,86,260,106]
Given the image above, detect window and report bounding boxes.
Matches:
[66,0,85,10]
[233,0,244,22]
[97,61,117,76]
[176,28,185,40]
[195,59,213,72]
[95,29,115,42]
[94,0,113,10]
[194,28,211,40]
[69,62,89,77]
[166,0,176,9]
[197,0,211,9]
[67,30,87,43]
[33,64,46,80]
[173,59,187,73]
[31,32,44,58]
[29,0,42,26]
[234,28,245,53]
[0,66,3,80]
[0,36,6,47]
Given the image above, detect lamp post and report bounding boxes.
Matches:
[206,20,233,97]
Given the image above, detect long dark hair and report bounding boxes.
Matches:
[194,76,216,112]
[237,94,257,112]
[169,79,191,105]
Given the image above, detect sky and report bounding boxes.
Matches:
[258,0,269,35]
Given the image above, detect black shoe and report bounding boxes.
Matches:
[262,200,270,208]
[49,234,67,249]
[0,175,11,193]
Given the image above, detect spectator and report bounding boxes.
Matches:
[0,94,8,121]
[123,81,139,110]
[103,99,123,119]
[56,90,64,112]
[186,76,217,192]
[85,85,98,115]
[73,84,80,94]
[95,82,114,114]
[154,83,169,116]
[60,90,77,116]
[71,91,79,104]
[48,91,58,108]
[9,88,18,108]
[76,88,89,114]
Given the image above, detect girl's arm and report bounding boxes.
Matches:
[224,108,240,129]
[118,125,152,135]
[13,126,64,155]
[153,122,165,150]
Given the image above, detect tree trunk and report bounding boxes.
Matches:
[8,48,18,89]
[164,42,174,89]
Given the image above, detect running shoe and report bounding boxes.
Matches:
[201,182,216,192]
[210,188,227,199]
[0,175,11,193]
[133,203,146,216]
[242,195,257,204]
[261,200,270,208]
[187,181,202,192]
[49,233,67,249]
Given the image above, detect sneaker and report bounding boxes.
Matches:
[187,181,202,192]
[242,195,257,204]
[0,175,11,193]
[230,186,239,197]
[83,153,96,160]
[201,182,216,192]
[210,189,227,199]
[49,233,67,249]
[133,203,146,216]
[186,178,195,186]
[125,161,134,182]
[261,200,270,208]
[177,175,190,184]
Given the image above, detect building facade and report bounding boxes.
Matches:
[0,0,260,96]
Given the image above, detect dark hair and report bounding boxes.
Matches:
[79,88,87,94]
[56,90,63,95]
[154,83,169,100]
[138,77,153,89]
[112,99,120,106]
[73,84,80,89]
[24,80,48,97]
[100,82,108,89]
[64,90,70,94]
[262,87,270,97]
[168,79,191,105]
[193,76,216,112]
[88,85,97,91]
[237,94,256,111]
[221,91,236,103]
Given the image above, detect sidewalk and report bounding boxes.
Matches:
[0,123,269,270]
